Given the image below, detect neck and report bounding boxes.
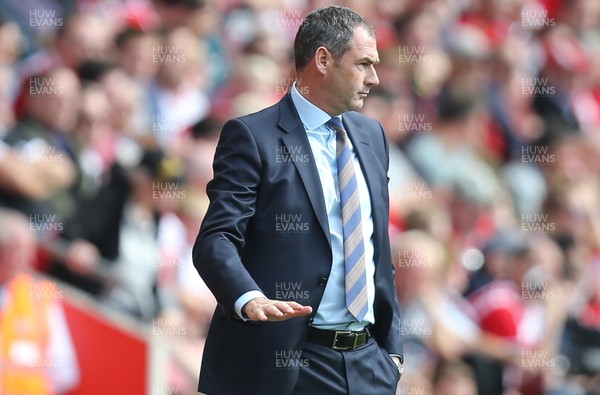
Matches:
[296,75,340,117]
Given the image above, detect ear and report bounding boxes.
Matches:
[314,46,331,75]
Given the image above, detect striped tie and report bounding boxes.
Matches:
[327,117,368,321]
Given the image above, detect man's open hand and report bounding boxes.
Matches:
[243,297,312,322]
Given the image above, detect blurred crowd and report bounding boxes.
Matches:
[0,0,599,394]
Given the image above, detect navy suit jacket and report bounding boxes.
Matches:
[193,94,403,395]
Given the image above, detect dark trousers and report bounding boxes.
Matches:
[291,337,400,395]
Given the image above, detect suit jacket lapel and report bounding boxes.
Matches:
[278,95,331,247]
[343,116,385,265]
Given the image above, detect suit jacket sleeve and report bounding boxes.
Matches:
[380,120,404,357]
[192,118,262,315]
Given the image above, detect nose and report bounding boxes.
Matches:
[365,65,379,87]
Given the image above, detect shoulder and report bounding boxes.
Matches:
[344,110,382,130]
[344,111,388,158]
[234,95,292,130]
[217,95,300,149]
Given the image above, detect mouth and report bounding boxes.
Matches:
[358,92,369,98]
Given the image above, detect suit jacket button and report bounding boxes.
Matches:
[307,317,314,325]
[319,277,327,286]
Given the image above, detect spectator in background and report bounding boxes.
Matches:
[1,66,102,298]
[360,87,422,229]
[393,230,519,391]
[178,117,221,191]
[393,6,451,111]
[114,28,159,84]
[562,259,600,394]
[210,52,281,120]
[465,231,550,395]
[48,81,128,296]
[16,11,113,84]
[534,27,588,138]
[154,0,206,32]
[486,34,545,161]
[187,0,230,93]
[74,82,117,184]
[443,23,492,96]
[394,231,481,360]
[97,65,149,145]
[527,234,575,394]
[541,135,600,276]
[0,209,79,394]
[112,28,160,138]
[155,188,216,393]
[0,15,22,135]
[485,34,551,220]
[78,59,149,151]
[148,27,209,149]
[405,84,502,206]
[158,188,215,333]
[393,229,472,392]
[58,148,171,322]
[2,67,78,220]
[0,140,74,202]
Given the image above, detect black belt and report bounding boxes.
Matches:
[306,326,370,351]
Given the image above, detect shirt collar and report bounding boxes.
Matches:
[290,83,342,131]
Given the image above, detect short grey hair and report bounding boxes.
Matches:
[294,6,375,71]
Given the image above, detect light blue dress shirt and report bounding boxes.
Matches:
[235,84,376,330]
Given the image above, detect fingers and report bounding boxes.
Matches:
[244,298,269,321]
[285,302,313,317]
[270,301,312,319]
[253,308,269,322]
[290,301,313,311]
[244,298,312,322]
[260,301,296,321]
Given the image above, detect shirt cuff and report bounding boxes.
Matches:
[389,354,403,364]
[234,290,266,321]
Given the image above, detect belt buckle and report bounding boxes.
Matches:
[332,330,358,351]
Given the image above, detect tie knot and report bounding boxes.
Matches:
[326,117,344,132]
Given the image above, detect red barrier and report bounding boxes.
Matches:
[61,296,149,395]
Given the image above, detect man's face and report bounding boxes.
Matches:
[325,25,380,115]
[28,68,80,132]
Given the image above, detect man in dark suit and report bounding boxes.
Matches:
[193,6,403,395]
